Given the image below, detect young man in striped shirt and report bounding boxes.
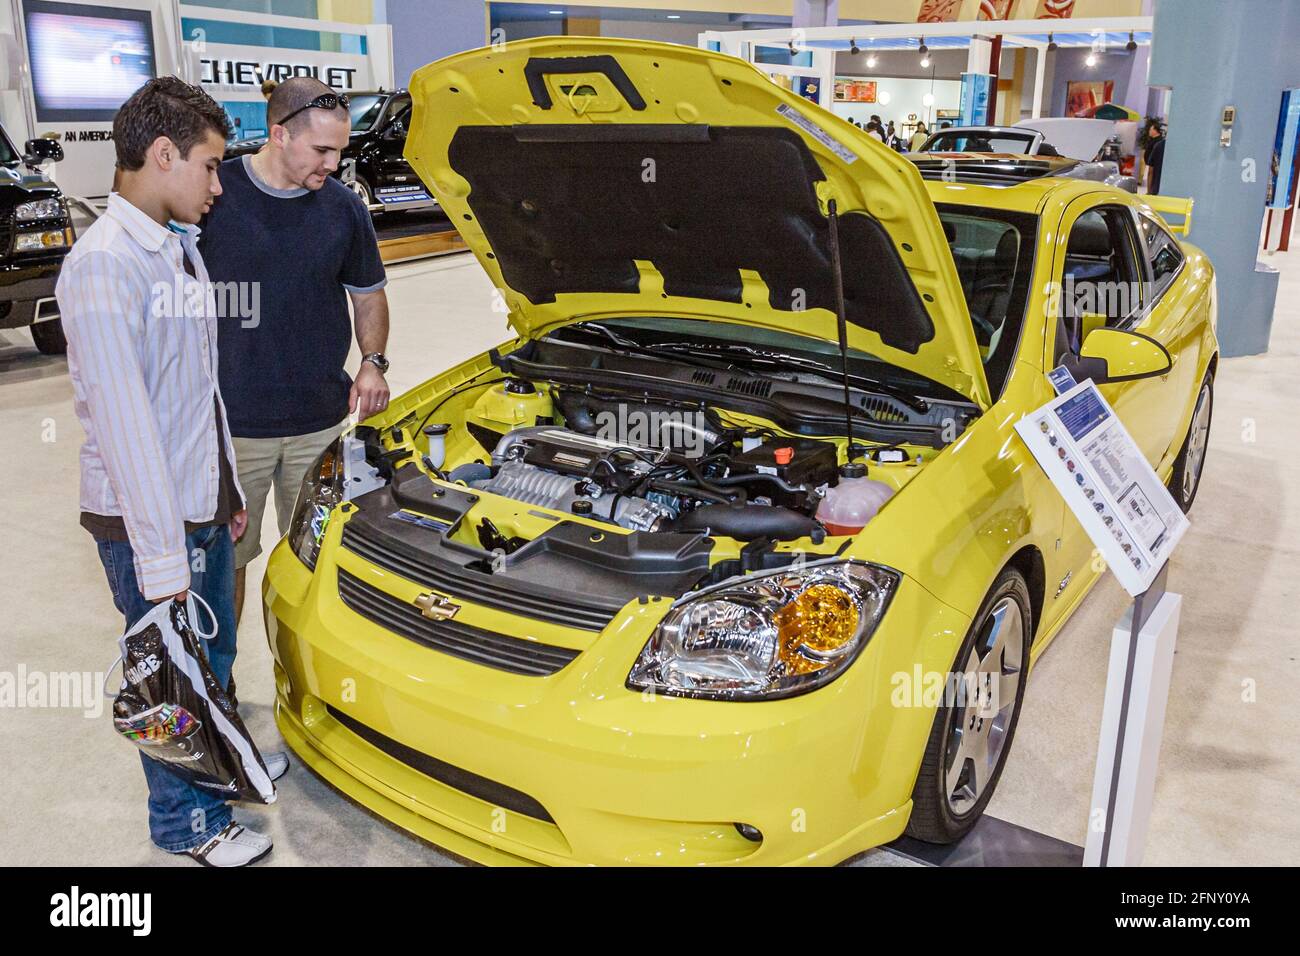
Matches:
[57,77,286,867]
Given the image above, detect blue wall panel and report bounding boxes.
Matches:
[1150,0,1300,356]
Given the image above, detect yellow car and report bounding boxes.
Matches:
[263,38,1217,865]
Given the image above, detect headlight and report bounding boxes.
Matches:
[15,230,67,251]
[287,440,343,570]
[627,560,899,701]
[15,198,63,221]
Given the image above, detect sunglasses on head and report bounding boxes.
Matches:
[276,92,350,127]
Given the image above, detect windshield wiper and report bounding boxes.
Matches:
[560,324,932,414]
[637,339,932,414]
[557,323,744,374]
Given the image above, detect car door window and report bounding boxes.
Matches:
[389,105,412,139]
[1060,206,1145,353]
[1138,214,1185,302]
[384,94,412,125]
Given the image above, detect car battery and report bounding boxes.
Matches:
[729,436,839,490]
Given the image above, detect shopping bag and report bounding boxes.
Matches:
[104,593,276,804]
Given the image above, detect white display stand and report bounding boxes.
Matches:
[1083,568,1181,867]
[1015,379,1187,867]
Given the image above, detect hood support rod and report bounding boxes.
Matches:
[826,198,861,464]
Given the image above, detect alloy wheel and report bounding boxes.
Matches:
[349,177,373,207]
[944,597,1025,816]
[1182,384,1212,502]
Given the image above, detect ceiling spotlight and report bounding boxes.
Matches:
[1047,32,1057,51]
[850,38,860,55]
[1126,31,1138,51]
[548,8,563,13]
[866,53,878,68]
[666,13,681,19]
[918,37,928,55]
[920,55,931,68]
[1085,51,1098,67]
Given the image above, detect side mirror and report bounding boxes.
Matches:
[382,121,406,141]
[1079,327,1172,383]
[24,137,63,166]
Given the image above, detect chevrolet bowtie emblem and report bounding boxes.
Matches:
[414,592,459,621]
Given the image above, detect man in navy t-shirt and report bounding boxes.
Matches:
[200,77,390,624]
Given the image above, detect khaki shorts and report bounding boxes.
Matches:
[232,421,345,569]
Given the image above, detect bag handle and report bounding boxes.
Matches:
[101,591,220,700]
[185,591,218,641]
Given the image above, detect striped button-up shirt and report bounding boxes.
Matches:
[58,193,244,600]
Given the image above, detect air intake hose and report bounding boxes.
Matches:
[666,504,824,542]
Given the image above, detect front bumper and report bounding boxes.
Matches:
[263,528,969,866]
[0,262,61,329]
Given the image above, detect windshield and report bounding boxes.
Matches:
[348,94,387,131]
[0,126,21,165]
[922,130,1038,154]
[936,204,1037,398]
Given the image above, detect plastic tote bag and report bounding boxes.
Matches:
[104,593,276,804]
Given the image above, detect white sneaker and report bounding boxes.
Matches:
[186,821,273,867]
[264,751,289,782]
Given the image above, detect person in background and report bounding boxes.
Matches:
[260,79,277,103]
[198,77,390,628]
[909,122,930,152]
[865,116,887,143]
[1144,120,1166,195]
[57,77,288,868]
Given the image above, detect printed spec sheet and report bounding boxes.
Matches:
[1015,380,1189,596]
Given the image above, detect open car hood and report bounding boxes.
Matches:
[406,38,991,409]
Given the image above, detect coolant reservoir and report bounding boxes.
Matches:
[816,462,895,536]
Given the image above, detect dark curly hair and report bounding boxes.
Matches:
[113,76,231,171]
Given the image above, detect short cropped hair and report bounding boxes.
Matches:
[113,76,231,171]
[266,76,345,133]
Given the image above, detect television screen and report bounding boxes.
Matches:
[23,0,156,122]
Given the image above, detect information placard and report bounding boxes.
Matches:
[1015,380,1189,596]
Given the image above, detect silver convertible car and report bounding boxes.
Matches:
[916,119,1140,192]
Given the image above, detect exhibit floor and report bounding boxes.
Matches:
[2,248,1297,867]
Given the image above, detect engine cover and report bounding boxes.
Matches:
[471,428,674,531]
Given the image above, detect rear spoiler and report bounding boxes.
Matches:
[1144,195,1194,237]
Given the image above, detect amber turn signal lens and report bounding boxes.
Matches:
[775,584,860,674]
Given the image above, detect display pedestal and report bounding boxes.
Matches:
[1084,563,1182,867]
[888,816,1083,867]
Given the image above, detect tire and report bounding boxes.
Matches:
[905,568,1033,844]
[348,175,378,214]
[30,318,67,355]
[1168,373,1213,513]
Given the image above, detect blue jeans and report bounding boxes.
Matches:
[96,524,238,852]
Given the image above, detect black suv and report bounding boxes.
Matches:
[225,88,437,215]
[0,127,71,354]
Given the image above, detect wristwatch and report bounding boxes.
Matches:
[362,352,390,374]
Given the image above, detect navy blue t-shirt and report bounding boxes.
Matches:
[200,155,387,438]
